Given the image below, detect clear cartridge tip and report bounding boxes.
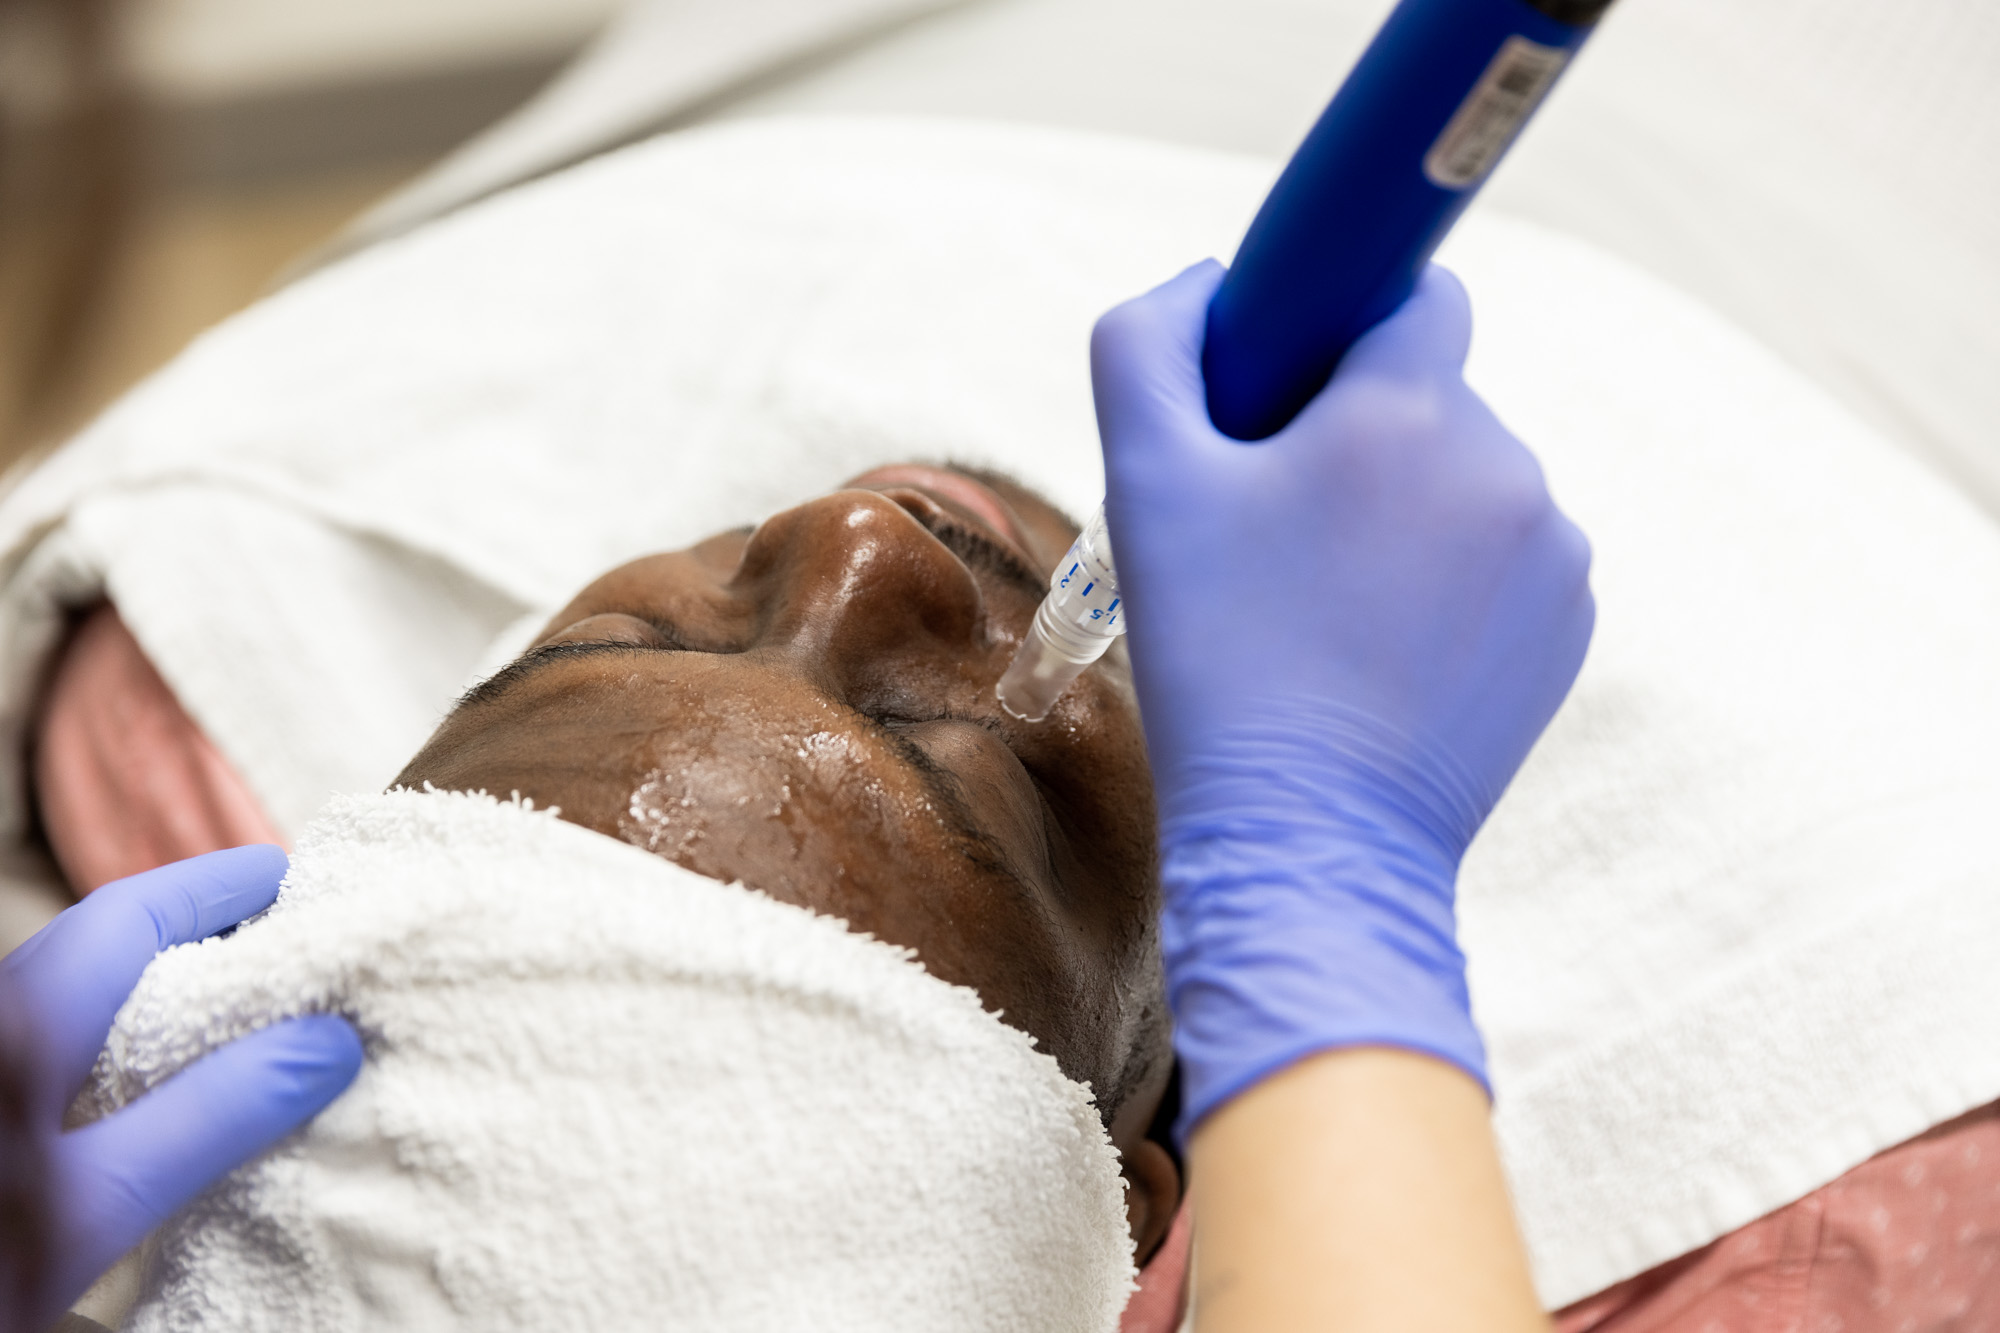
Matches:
[995,504,1123,722]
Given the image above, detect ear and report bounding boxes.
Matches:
[1122,1136,1183,1264]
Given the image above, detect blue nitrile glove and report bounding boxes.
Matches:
[1096,261,1594,1139]
[1,846,362,1329]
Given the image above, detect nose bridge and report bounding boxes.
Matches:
[741,490,985,670]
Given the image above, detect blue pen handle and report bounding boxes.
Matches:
[998,0,1616,720]
[1203,0,1614,441]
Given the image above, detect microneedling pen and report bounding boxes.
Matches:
[995,0,1618,723]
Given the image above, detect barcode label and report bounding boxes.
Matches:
[1423,36,1570,190]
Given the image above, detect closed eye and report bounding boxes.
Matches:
[853,705,1061,898]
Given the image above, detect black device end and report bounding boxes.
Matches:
[1523,0,1616,25]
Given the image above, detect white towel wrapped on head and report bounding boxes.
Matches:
[79,786,1135,1331]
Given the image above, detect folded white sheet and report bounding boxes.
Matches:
[341,0,2000,517]
[80,787,1134,1330]
[327,0,973,263]
[6,118,1999,1305]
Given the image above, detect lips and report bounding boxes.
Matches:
[845,465,1037,563]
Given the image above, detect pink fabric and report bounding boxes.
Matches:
[1555,1103,2000,1333]
[34,603,284,893]
[1124,1110,2000,1333]
[1122,1195,1193,1333]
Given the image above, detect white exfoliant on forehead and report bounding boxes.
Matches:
[81,787,1134,1331]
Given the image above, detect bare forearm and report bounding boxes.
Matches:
[1188,1048,1548,1333]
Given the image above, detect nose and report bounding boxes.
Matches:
[736,489,988,680]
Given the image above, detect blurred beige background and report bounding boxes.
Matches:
[2,0,618,466]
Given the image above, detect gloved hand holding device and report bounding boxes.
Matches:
[1,845,362,1330]
[1098,260,1594,1136]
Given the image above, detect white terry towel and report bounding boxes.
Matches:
[4,118,2000,1305]
[78,786,1135,1331]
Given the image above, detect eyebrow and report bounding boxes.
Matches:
[453,639,639,712]
[851,708,1045,894]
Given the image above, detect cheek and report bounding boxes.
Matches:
[616,725,952,910]
[621,751,793,869]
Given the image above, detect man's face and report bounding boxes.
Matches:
[397,465,1168,1175]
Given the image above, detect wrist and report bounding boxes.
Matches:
[1147,698,1494,1138]
[1162,852,1487,1139]
[1189,1047,1545,1333]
